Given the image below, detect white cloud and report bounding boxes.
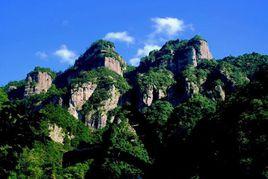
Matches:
[104,31,134,43]
[54,45,77,65]
[151,17,185,36]
[129,58,140,67]
[137,44,161,57]
[129,44,161,66]
[35,51,48,59]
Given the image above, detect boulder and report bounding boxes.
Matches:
[24,71,53,97]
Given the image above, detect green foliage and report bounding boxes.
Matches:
[39,105,91,145]
[197,59,218,71]
[100,121,150,178]
[101,160,142,178]
[145,100,173,126]
[4,80,26,92]
[63,160,93,179]
[0,88,8,108]
[109,122,149,162]
[144,100,174,155]
[206,66,268,178]
[81,87,111,116]
[141,39,191,66]
[125,65,136,73]
[161,39,181,51]
[11,141,64,178]
[188,35,206,54]
[218,61,249,86]
[29,66,57,79]
[190,35,204,42]
[222,53,268,77]
[137,68,175,92]
[72,67,130,94]
[74,68,131,117]
[169,94,216,137]
[1,37,268,178]
[141,35,206,66]
[22,85,66,107]
[183,65,210,86]
[90,40,115,50]
[162,39,189,53]
[81,40,123,63]
[0,101,94,178]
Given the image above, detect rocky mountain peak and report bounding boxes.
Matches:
[24,67,55,97]
[74,40,126,75]
[188,35,213,60]
[2,32,268,178]
[139,35,213,74]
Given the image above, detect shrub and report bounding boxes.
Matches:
[137,68,175,92]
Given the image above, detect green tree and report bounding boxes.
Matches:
[11,142,64,178]
[168,94,216,139]
[0,88,8,109]
[137,68,175,93]
[144,100,173,151]
[99,121,150,178]
[38,105,91,146]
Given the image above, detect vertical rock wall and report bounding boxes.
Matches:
[24,71,53,97]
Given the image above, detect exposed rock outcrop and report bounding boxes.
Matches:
[138,86,168,111]
[74,40,126,76]
[104,57,124,75]
[68,82,97,119]
[24,71,53,97]
[48,124,65,144]
[196,39,213,60]
[174,38,213,72]
[139,36,213,74]
[142,86,154,107]
[215,85,226,101]
[49,124,74,144]
[185,79,199,98]
[85,85,120,129]
[186,47,198,66]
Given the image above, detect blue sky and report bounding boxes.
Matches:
[1,0,268,85]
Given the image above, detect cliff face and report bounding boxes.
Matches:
[139,36,213,74]
[24,70,53,97]
[68,82,97,119]
[135,68,175,111]
[5,36,259,130]
[74,40,125,76]
[84,85,120,129]
[104,57,123,75]
[2,35,268,179]
[197,39,213,60]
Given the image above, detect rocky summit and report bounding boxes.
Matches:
[1,36,268,179]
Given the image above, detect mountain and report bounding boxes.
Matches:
[0,36,267,179]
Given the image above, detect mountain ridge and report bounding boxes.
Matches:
[0,35,267,178]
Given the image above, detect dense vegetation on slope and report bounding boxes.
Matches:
[0,37,267,178]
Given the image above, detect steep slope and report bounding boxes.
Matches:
[138,35,213,73]
[0,36,268,178]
